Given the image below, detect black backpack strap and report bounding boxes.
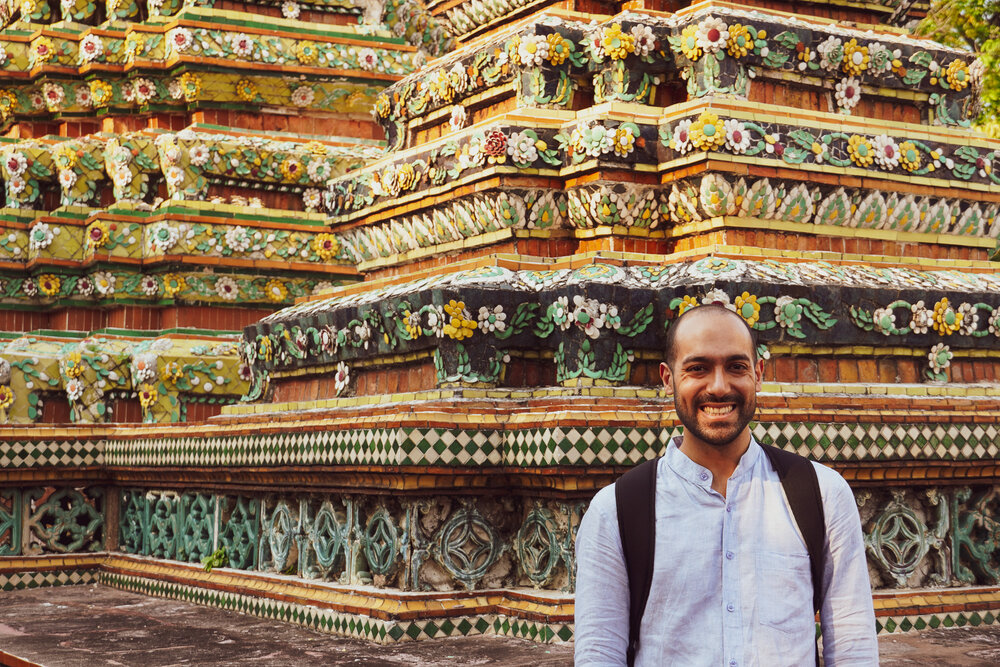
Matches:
[614,457,660,667]
[760,443,827,616]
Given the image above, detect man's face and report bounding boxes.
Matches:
[659,310,764,449]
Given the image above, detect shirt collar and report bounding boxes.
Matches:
[665,434,762,487]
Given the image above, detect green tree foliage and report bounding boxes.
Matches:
[917,0,1000,136]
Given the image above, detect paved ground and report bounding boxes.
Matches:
[2,585,1000,666]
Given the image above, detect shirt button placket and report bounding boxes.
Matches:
[722,489,741,667]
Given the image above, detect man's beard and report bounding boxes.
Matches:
[674,388,756,447]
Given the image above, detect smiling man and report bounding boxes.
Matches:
[574,304,878,666]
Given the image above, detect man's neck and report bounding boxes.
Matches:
[678,431,752,497]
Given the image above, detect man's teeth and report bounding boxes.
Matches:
[702,405,734,416]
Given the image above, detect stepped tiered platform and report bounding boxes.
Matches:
[2,0,1000,647]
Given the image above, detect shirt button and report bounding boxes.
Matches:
[726,506,732,513]
[727,603,735,612]
[730,661,737,667]
[726,551,734,560]
[699,472,709,481]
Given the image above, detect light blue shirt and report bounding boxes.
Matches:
[575,437,878,666]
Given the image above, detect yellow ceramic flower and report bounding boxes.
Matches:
[137,383,158,410]
[162,361,184,385]
[931,297,962,336]
[258,336,273,361]
[842,39,869,76]
[614,126,635,157]
[443,299,477,340]
[397,162,418,190]
[944,59,970,91]
[734,292,760,326]
[279,157,303,181]
[403,310,421,339]
[311,233,340,261]
[265,279,288,302]
[0,90,17,120]
[677,295,699,315]
[898,141,921,172]
[53,144,78,169]
[162,273,186,297]
[0,385,12,410]
[689,111,726,151]
[38,274,61,297]
[602,23,635,61]
[33,37,55,63]
[63,351,84,378]
[374,95,391,118]
[847,135,874,167]
[295,40,319,65]
[87,220,108,248]
[304,140,327,155]
[124,33,145,60]
[89,80,113,106]
[235,79,258,103]
[679,24,701,61]
[547,33,572,66]
[726,24,752,59]
[179,72,201,101]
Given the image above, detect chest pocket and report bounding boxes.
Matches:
[755,551,814,634]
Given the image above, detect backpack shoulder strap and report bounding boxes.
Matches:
[760,443,827,614]
[614,457,660,667]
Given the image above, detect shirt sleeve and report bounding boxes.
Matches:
[574,484,630,667]
[815,464,880,666]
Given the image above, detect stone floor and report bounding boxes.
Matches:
[1,586,999,666]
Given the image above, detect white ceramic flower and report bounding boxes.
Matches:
[303,188,322,211]
[224,226,253,252]
[229,33,254,58]
[281,0,300,19]
[358,48,377,71]
[169,27,194,53]
[449,105,468,132]
[834,77,862,112]
[66,378,84,401]
[139,276,159,296]
[133,78,156,104]
[75,85,92,107]
[164,165,184,188]
[29,222,53,250]
[477,305,506,333]
[188,144,209,167]
[724,119,751,154]
[94,271,115,295]
[4,152,27,176]
[215,275,239,300]
[291,86,314,107]
[80,34,104,62]
[518,34,549,67]
[672,119,693,154]
[631,25,655,58]
[927,343,952,373]
[817,36,843,70]
[872,135,900,169]
[334,361,350,394]
[696,17,729,53]
[58,168,77,189]
[507,131,538,164]
[42,82,64,110]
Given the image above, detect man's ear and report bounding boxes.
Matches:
[754,357,764,392]
[659,362,673,395]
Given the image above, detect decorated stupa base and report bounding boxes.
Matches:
[2,0,1000,646]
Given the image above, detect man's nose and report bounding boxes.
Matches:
[707,366,729,394]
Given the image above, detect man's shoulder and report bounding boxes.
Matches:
[584,480,620,523]
[807,458,855,507]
